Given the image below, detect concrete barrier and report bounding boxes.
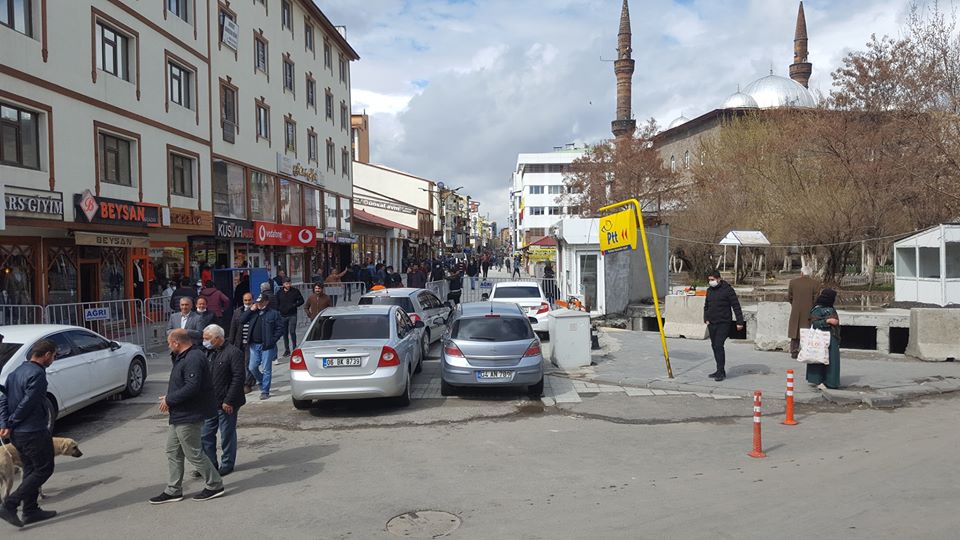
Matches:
[662,295,707,340]
[905,309,960,361]
[753,302,791,351]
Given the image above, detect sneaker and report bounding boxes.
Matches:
[713,372,726,382]
[22,509,57,525]
[259,393,270,400]
[273,359,281,366]
[192,488,225,501]
[149,492,183,505]
[0,505,23,528]
[707,371,719,378]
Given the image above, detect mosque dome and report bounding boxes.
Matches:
[722,90,759,109]
[741,74,817,109]
[667,115,690,129]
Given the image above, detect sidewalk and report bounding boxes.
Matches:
[566,328,960,407]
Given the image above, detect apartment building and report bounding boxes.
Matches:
[509,147,585,250]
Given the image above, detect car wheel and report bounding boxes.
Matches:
[527,378,544,399]
[417,331,429,370]
[121,356,147,398]
[440,379,456,397]
[45,395,58,434]
[292,398,313,410]
[395,372,412,407]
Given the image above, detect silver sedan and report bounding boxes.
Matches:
[290,305,425,409]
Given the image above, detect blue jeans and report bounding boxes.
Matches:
[282,314,297,354]
[201,408,239,473]
[469,276,477,290]
[248,343,276,394]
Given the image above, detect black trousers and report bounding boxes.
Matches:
[4,430,55,514]
[708,322,731,373]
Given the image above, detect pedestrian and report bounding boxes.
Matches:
[505,257,511,272]
[272,268,287,292]
[304,283,332,321]
[0,339,58,528]
[149,329,224,504]
[466,259,479,290]
[542,262,557,304]
[199,280,231,327]
[430,262,445,283]
[447,268,463,305]
[325,267,348,306]
[228,292,256,394]
[406,264,427,289]
[168,296,204,346]
[200,325,246,477]
[374,263,387,286]
[194,297,216,329]
[787,266,819,359]
[241,292,285,400]
[702,271,744,382]
[276,278,304,359]
[512,255,522,278]
[232,273,250,308]
[481,255,490,279]
[385,266,403,288]
[806,288,842,390]
[169,278,198,311]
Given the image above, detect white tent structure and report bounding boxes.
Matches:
[719,231,771,284]
[894,224,960,306]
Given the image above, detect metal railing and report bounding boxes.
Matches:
[143,295,175,352]
[425,277,562,305]
[43,299,147,352]
[288,282,368,335]
[0,304,44,325]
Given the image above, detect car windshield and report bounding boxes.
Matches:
[0,343,23,371]
[453,317,532,341]
[491,286,540,299]
[358,296,415,313]
[306,315,390,340]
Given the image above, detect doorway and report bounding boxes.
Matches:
[578,253,599,313]
[79,262,99,303]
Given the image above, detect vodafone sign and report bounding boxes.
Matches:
[253,221,317,247]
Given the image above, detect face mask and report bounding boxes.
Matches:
[202,340,214,350]
[197,308,206,313]
[709,280,720,288]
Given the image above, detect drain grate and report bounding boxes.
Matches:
[387,510,461,538]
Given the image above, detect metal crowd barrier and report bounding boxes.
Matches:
[288,282,368,335]
[43,298,147,351]
[0,304,44,325]
[456,277,561,305]
[143,295,175,352]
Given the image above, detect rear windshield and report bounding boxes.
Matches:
[453,317,533,341]
[358,296,415,313]
[491,286,541,299]
[306,315,390,341]
[0,343,23,372]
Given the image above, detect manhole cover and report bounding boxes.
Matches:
[387,510,461,538]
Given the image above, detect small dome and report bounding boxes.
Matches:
[722,91,759,109]
[667,115,690,129]
[741,74,817,109]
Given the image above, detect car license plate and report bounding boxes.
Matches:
[477,370,513,380]
[323,357,362,368]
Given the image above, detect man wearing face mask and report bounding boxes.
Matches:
[228,293,255,393]
[199,325,245,477]
[702,271,744,382]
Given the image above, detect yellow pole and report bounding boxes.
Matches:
[598,199,673,378]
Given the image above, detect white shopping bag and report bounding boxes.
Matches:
[797,327,831,364]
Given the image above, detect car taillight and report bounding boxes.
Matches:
[536,302,550,314]
[443,342,464,358]
[523,341,542,357]
[378,346,400,367]
[290,348,306,370]
[409,313,422,324]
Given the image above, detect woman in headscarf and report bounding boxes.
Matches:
[806,288,841,389]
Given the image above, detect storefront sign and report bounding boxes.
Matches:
[74,231,151,248]
[528,246,557,263]
[253,221,316,247]
[4,186,64,220]
[355,196,417,215]
[215,217,254,240]
[336,232,358,244]
[323,230,337,243]
[599,208,637,255]
[222,18,239,51]
[83,307,111,322]
[277,153,321,185]
[74,190,161,228]
[167,208,213,231]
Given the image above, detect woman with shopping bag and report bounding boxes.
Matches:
[805,288,841,389]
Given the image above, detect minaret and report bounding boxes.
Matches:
[611,0,637,139]
[789,1,812,88]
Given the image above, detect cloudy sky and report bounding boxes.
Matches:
[320,0,911,226]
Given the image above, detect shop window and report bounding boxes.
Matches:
[0,244,34,309]
[100,248,126,302]
[212,159,247,219]
[250,171,277,222]
[280,178,302,225]
[150,246,186,289]
[340,196,351,231]
[46,246,77,305]
[323,193,337,229]
[303,186,319,228]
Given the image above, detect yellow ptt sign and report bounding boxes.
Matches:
[599,208,637,255]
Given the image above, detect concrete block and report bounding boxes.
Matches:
[820,388,865,405]
[662,295,708,339]
[862,393,904,408]
[753,302,791,351]
[905,309,960,362]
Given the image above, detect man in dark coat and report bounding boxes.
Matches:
[228,293,256,393]
[241,293,286,400]
[406,264,427,289]
[150,329,223,504]
[703,271,744,382]
[787,267,820,359]
[275,278,305,358]
[200,325,246,476]
[169,278,199,311]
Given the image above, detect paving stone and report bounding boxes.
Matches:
[862,393,904,408]
[821,388,866,405]
[623,387,654,397]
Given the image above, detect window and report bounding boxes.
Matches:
[548,185,564,194]
[307,131,318,162]
[526,164,545,173]
[341,147,350,176]
[1,0,32,36]
[250,172,277,221]
[99,132,132,186]
[65,330,111,353]
[283,58,295,94]
[684,150,691,169]
[0,103,40,170]
[96,22,129,81]
[218,8,237,49]
[548,206,563,215]
[256,102,269,140]
[340,102,347,130]
[359,296,415,313]
[528,185,544,195]
[307,315,390,341]
[167,0,188,22]
[325,139,335,170]
[567,184,583,194]
[303,186,319,227]
[170,153,194,197]
[280,0,292,31]
[567,205,581,215]
[338,53,347,83]
[670,155,676,172]
[168,62,191,108]
[284,119,296,153]
[548,164,564,173]
[453,317,533,341]
[323,39,331,69]
[212,159,246,219]
[529,207,544,216]
[306,77,316,108]
[254,36,268,74]
[490,286,542,300]
[280,178,301,225]
[325,90,333,121]
[304,21,314,52]
[220,83,237,143]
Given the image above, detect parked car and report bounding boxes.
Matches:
[357,287,451,356]
[483,281,551,336]
[0,325,147,431]
[440,302,544,398]
[290,305,425,410]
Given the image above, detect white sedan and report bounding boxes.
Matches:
[485,281,552,335]
[0,325,147,431]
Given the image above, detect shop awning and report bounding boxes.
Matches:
[352,209,417,232]
[523,236,558,248]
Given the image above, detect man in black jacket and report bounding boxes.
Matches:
[150,329,224,504]
[200,325,245,476]
[703,271,745,382]
[228,292,255,392]
[169,278,199,311]
[275,278,304,359]
[242,293,286,400]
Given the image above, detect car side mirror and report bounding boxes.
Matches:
[110,341,121,351]
[528,317,539,326]
[481,293,489,300]
[414,320,425,329]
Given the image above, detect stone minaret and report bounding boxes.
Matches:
[789,1,812,88]
[611,0,637,139]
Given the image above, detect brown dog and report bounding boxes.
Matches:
[0,437,83,499]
